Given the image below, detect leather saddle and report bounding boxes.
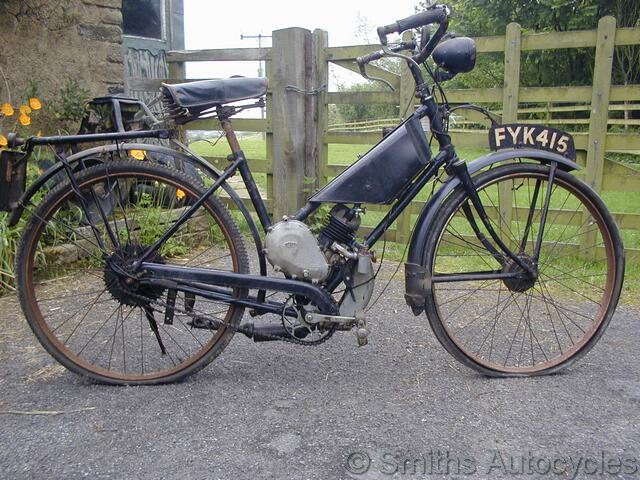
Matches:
[161,77,268,123]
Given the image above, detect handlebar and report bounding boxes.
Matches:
[377,5,449,45]
[6,133,26,149]
[356,40,416,66]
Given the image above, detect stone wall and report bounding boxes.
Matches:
[0,0,124,103]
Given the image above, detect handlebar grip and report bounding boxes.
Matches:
[377,6,448,44]
[356,50,385,65]
[397,7,448,32]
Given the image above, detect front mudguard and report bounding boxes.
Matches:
[404,148,581,314]
[8,143,268,278]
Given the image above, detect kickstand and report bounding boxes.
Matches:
[144,305,167,355]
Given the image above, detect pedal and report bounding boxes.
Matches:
[187,315,219,330]
[355,312,368,347]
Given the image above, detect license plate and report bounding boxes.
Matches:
[489,124,576,160]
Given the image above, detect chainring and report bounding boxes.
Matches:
[281,295,336,345]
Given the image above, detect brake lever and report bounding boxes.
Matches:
[357,62,396,92]
[381,44,422,72]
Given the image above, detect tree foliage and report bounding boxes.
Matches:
[419,0,639,87]
[334,82,399,124]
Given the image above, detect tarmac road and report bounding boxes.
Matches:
[0,280,638,480]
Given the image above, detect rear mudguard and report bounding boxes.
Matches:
[404,148,581,314]
[9,143,268,279]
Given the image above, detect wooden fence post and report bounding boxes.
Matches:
[308,29,329,194]
[264,58,275,215]
[395,31,417,245]
[167,60,187,143]
[581,16,617,257]
[271,27,312,220]
[500,22,521,246]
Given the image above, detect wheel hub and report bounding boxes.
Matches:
[104,243,165,307]
[501,254,538,293]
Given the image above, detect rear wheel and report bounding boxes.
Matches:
[424,163,624,376]
[16,161,249,385]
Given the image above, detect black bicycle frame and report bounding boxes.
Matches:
[16,57,541,318]
[120,98,534,314]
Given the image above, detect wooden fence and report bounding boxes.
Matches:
[129,18,640,259]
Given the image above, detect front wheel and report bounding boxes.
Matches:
[423,163,624,376]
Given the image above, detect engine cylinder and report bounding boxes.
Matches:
[318,204,361,248]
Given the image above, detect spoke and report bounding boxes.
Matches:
[488,283,503,361]
[475,284,503,358]
[140,309,145,375]
[539,262,606,293]
[533,163,557,259]
[532,281,591,332]
[435,279,494,308]
[539,272,602,306]
[511,291,548,363]
[37,289,107,303]
[533,283,578,345]
[537,283,564,355]
[77,303,122,356]
[62,288,110,345]
[540,189,584,256]
[24,205,108,259]
[443,223,496,270]
[157,322,191,358]
[451,286,521,335]
[30,211,109,264]
[504,298,526,367]
[121,306,129,374]
[480,187,521,247]
[538,239,606,266]
[113,178,132,246]
[520,178,542,252]
[52,288,109,335]
[108,306,123,370]
[89,304,125,364]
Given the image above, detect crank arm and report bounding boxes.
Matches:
[304,312,360,326]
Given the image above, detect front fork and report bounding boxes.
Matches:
[448,157,557,277]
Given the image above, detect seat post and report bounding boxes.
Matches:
[220,118,241,155]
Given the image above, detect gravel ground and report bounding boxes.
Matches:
[0,275,639,480]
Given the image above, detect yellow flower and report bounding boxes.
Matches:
[28,98,42,110]
[20,104,32,115]
[19,113,31,126]
[130,149,146,160]
[176,189,186,200]
[0,134,7,147]
[1,103,14,116]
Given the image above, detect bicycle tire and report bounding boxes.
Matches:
[423,163,624,376]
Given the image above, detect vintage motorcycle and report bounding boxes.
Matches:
[0,5,624,384]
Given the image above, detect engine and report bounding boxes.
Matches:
[318,204,361,250]
[264,205,363,284]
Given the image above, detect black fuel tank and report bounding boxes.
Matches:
[309,114,431,204]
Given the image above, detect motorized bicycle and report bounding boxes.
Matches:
[0,4,624,384]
